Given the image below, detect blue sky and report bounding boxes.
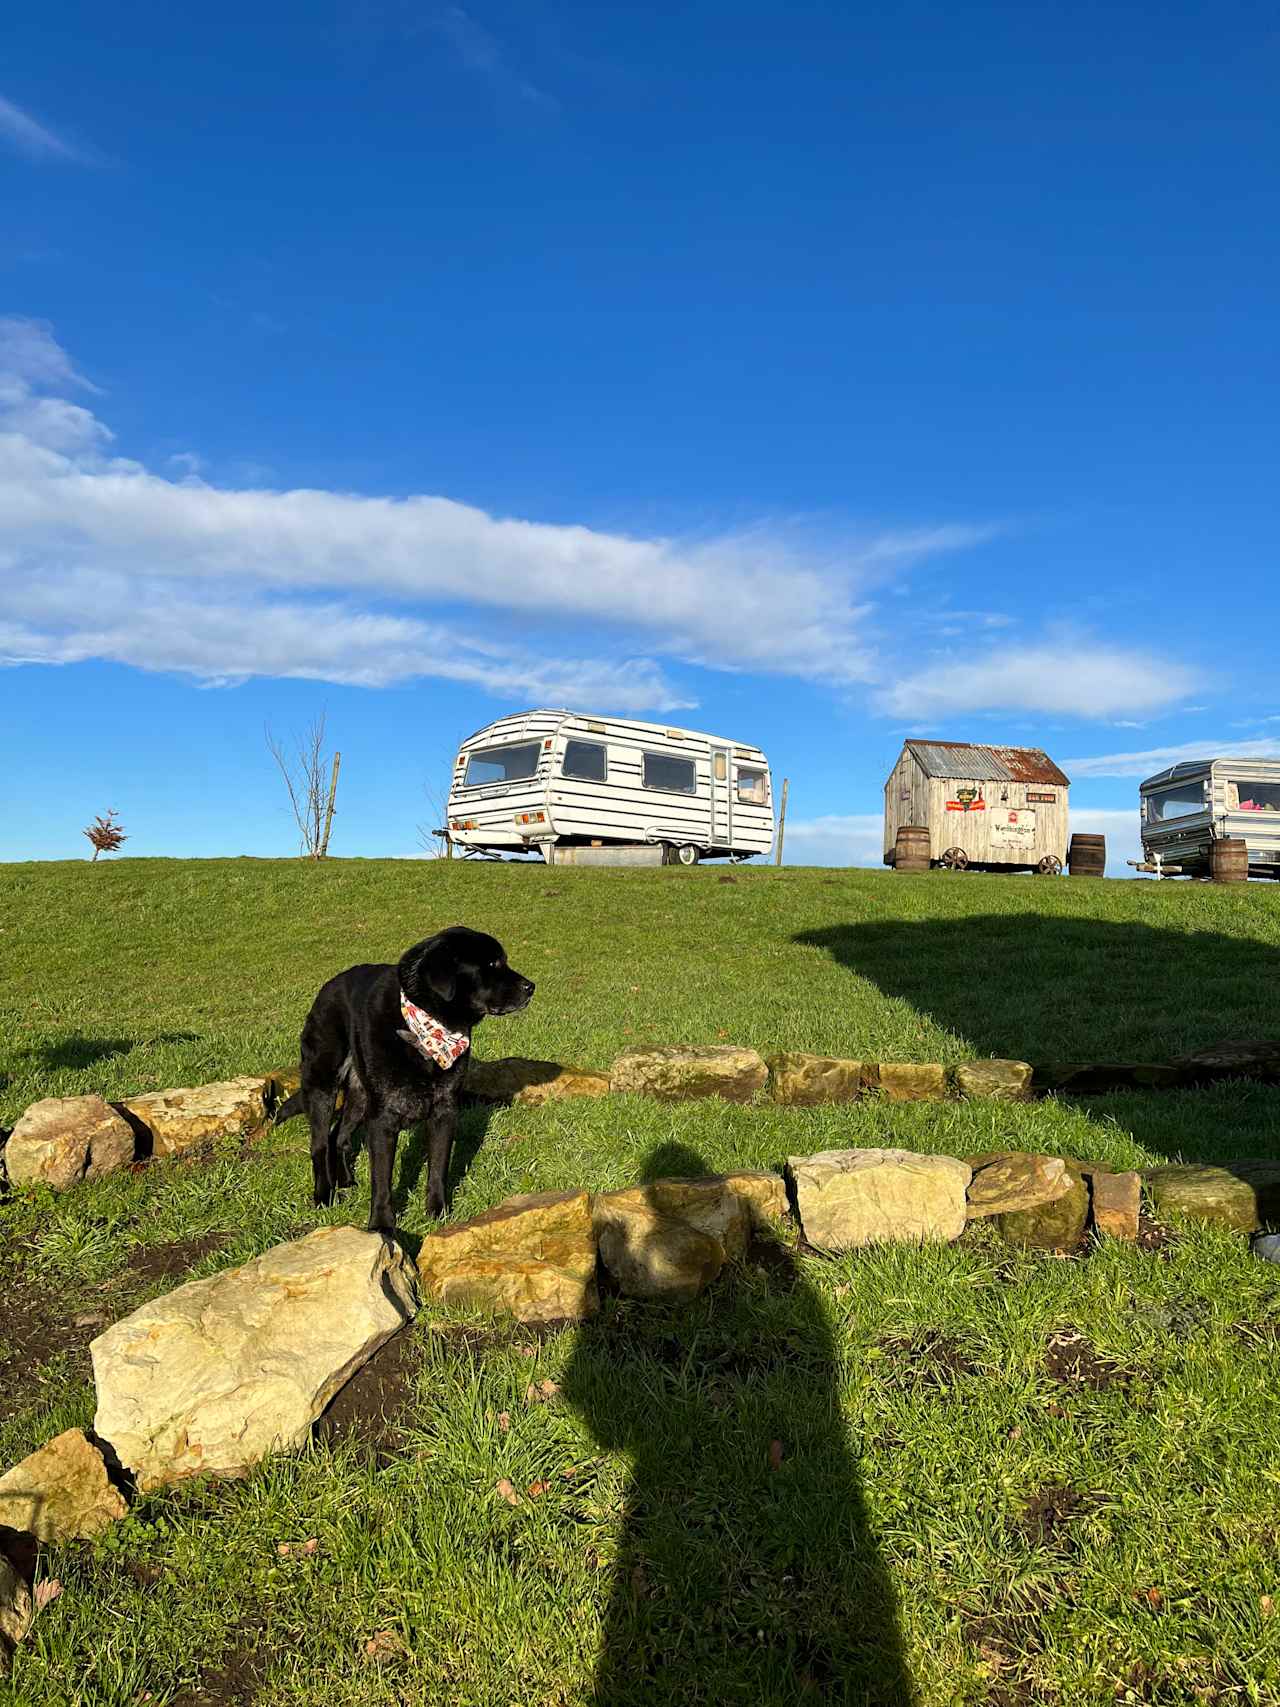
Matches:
[2,0,1277,870]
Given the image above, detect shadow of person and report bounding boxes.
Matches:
[562,1142,915,1706]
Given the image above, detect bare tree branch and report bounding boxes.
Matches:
[266,714,339,858]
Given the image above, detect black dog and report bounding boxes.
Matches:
[276,926,534,1233]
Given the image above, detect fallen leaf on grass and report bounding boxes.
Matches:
[496,1411,511,1432]
[525,1378,559,1404]
[1262,1596,1275,1617]
[1132,1587,1163,1609]
[515,1344,537,1359]
[527,1481,548,1498]
[33,1580,62,1612]
[363,1630,408,1664]
[496,1478,521,1506]
[768,1440,784,1471]
[276,1538,319,1557]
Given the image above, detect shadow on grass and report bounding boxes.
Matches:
[36,1032,199,1071]
[563,1142,915,1706]
[797,915,1280,1165]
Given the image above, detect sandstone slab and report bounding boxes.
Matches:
[1088,1170,1141,1240]
[1170,1040,1280,1085]
[966,1153,1071,1218]
[787,1148,971,1250]
[0,1430,126,1543]
[1032,1062,1185,1094]
[766,1053,866,1106]
[609,1045,768,1103]
[954,1060,1034,1102]
[92,1227,418,1491]
[593,1171,786,1300]
[466,1057,611,1105]
[121,1077,268,1158]
[4,1095,135,1191]
[875,1063,949,1103]
[416,1190,597,1323]
[0,1553,31,1666]
[1144,1160,1280,1233]
[994,1163,1089,1250]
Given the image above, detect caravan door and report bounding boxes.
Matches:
[710,746,733,850]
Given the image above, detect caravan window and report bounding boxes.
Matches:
[737,767,767,805]
[462,742,541,787]
[1227,779,1280,812]
[563,739,607,783]
[642,752,696,794]
[1146,780,1208,822]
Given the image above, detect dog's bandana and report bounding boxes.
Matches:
[399,992,470,1071]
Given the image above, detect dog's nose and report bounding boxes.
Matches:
[521,978,535,997]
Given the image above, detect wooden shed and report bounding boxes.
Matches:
[883,740,1071,873]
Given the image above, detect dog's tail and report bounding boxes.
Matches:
[273,1089,304,1124]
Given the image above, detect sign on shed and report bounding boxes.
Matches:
[990,808,1036,850]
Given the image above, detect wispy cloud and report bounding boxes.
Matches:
[0,94,91,164]
[1064,737,1280,778]
[429,7,558,112]
[875,641,1198,721]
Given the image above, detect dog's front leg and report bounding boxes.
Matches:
[422,1104,456,1219]
[364,1111,401,1235]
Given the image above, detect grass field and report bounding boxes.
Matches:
[2,858,1279,1705]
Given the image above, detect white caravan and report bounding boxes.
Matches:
[445,709,774,865]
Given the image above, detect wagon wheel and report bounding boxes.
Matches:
[941,847,969,871]
[1035,854,1063,876]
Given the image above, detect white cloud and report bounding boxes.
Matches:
[0,95,87,163]
[782,813,885,868]
[1067,806,1143,876]
[0,322,1003,703]
[1065,737,1280,778]
[875,643,1198,721]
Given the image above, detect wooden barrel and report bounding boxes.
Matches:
[1067,832,1106,877]
[894,825,931,873]
[1210,837,1248,883]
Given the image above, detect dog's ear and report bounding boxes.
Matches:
[399,934,458,1008]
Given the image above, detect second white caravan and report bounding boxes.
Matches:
[445,709,774,864]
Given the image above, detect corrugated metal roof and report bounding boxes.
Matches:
[904,740,1070,786]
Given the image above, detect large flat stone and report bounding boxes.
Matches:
[593,1172,786,1301]
[1032,1062,1185,1094]
[993,1163,1089,1250]
[0,1553,32,1666]
[416,1190,597,1323]
[766,1053,867,1105]
[1089,1170,1142,1240]
[874,1063,949,1103]
[787,1148,971,1250]
[92,1227,418,1491]
[954,1060,1034,1102]
[466,1057,611,1105]
[0,1429,127,1543]
[609,1045,768,1103]
[966,1153,1072,1218]
[4,1095,135,1191]
[1170,1040,1280,1084]
[121,1077,269,1157]
[1144,1160,1280,1233]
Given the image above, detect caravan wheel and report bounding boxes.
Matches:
[665,843,701,866]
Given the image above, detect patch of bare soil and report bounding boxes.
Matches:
[169,1613,272,1707]
[1136,1210,1178,1254]
[314,1328,424,1460]
[125,1233,229,1288]
[963,1607,1050,1705]
[0,1255,100,1426]
[1015,1485,1097,1547]
[1234,1317,1280,1349]
[1043,1330,1130,1391]
[877,1328,979,1391]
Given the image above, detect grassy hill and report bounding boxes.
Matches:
[2,859,1279,1705]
